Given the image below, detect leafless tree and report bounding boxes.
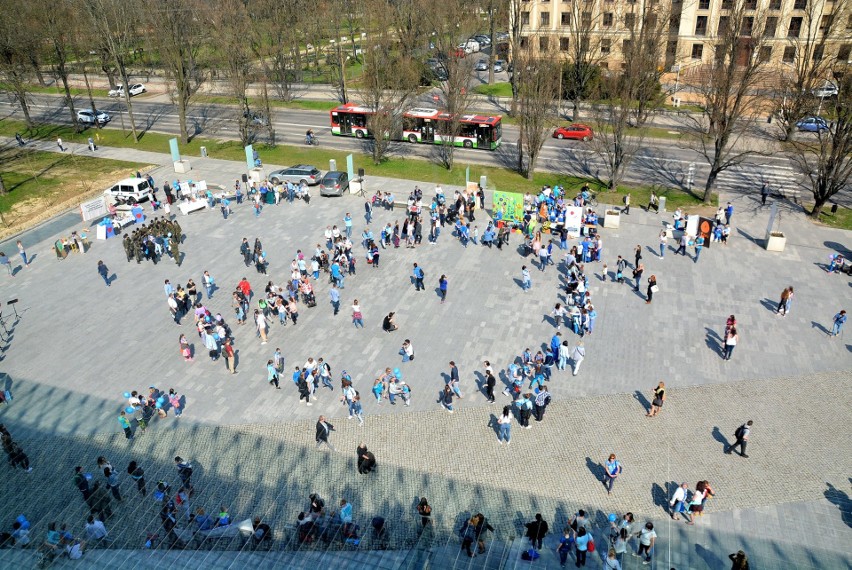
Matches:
[209,0,257,146]
[426,0,478,169]
[144,0,207,144]
[773,0,850,141]
[789,73,852,218]
[680,0,772,203]
[39,0,82,132]
[561,0,605,121]
[388,0,430,59]
[249,0,307,103]
[360,0,420,164]
[83,0,142,142]
[0,0,37,129]
[513,41,561,178]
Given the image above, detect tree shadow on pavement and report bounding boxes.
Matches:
[695,543,725,568]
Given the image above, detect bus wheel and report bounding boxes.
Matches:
[463,140,473,148]
[408,134,418,143]
[355,130,364,138]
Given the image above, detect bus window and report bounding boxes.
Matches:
[330,112,340,127]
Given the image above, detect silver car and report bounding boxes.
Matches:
[77,109,111,125]
[268,165,322,186]
[319,171,349,197]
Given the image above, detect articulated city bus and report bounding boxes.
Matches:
[330,103,502,150]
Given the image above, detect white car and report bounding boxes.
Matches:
[458,40,480,54]
[108,83,146,97]
[811,82,838,98]
[103,177,154,204]
[77,109,111,125]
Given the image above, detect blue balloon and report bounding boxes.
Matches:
[608,513,617,523]
[123,392,131,399]
[157,397,165,405]
[125,406,135,414]
[393,368,400,376]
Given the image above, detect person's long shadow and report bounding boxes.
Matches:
[633,390,651,414]
[585,457,605,489]
[646,245,659,258]
[512,277,525,290]
[760,298,778,313]
[705,327,722,356]
[473,371,487,398]
[651,482,670,511]
[486,413,499,437]
[811,321,831,335]
[711,426,730,451]
[824,481,852,528]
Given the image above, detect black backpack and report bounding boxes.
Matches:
[734,425,745,439]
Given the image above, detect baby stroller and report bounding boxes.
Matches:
[302,290,316,307]
[445,203,459,224]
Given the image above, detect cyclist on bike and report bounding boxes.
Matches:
[305,129,314,145]
[580,183,591,204]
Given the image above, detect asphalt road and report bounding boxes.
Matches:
[1,93,803,198]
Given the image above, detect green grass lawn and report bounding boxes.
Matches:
[0,117,714,212]
[0,148,149,235]
[1,82,111,99]
[474,82,513,98]
[812,203,852,231]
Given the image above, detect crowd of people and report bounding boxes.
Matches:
[8,159,846,570]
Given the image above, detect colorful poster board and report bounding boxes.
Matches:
[492,191,524,224]
[564,206,583,238]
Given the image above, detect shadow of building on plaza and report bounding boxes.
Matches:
[0,377,850,569]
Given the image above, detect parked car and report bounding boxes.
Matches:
[268,165,322,186]
[77,109,111,125]
[475,59,488,71]
[108,83,146,97]
[493,60,506,73]
[319,171,350,197]
[473,34,492,46]
[796,116,829,133]
[552,124,594,141]
[811,82,838,98]
[458,39,480,54]
[496,32,510,42]
[103,177,153,204]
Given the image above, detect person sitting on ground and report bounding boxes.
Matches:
[192,508,215,531]
[252,517,272,547]
[382,312,398,333]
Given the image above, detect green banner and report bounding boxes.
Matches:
[493,191,524,223]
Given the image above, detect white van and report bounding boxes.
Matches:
[103,178,153,204]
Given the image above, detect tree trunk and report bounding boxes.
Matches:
[82,67,101,130]
[178,88,189,144]
[0,172,7,195]
[261,77,275,145]
[809,198,826,219]
[116,60,139,142]
[516,134,524,175]
[56,55,79,133]
[30,54,46,86]
[17,88,34,130]
[526,150,537,180]
[702,169,719,204]
[572,99,580,121]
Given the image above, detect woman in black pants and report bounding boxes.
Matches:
[646,275,657,304]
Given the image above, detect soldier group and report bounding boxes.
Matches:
[122,216,184,266]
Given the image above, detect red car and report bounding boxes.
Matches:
[553,124,594,141]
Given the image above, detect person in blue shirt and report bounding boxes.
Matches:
[830,310,847,337]
[343,213,353,238]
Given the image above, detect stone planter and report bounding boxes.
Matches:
[174,160,191,173]
[604,210,621,229]
[765,231,786,252]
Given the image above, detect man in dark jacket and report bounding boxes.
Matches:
[524,513,549,550]
[356,443,376,474]
[315,416,335,451]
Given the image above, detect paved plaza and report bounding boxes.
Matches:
[0,140,850,568]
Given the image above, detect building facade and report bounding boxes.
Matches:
[515,0,851,73]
